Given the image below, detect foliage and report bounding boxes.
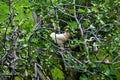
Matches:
[0,0,120,80]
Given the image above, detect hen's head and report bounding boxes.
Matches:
[64,29,70,38]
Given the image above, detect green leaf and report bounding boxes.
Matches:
[78,8,86,13]
[52,67,64,80]
[69,9,74,14]
[100,20,105,25]
[80,75,88,80]
[87,8,92,13]
[69,21,77,32]
[92,7,99,12]
[0,1,9,21]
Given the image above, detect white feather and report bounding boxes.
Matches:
[50,31,70,46]
[92,42,98,52]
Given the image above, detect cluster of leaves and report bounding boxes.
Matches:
[0,0,120,80]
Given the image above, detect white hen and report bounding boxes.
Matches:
[50,29,70,47]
